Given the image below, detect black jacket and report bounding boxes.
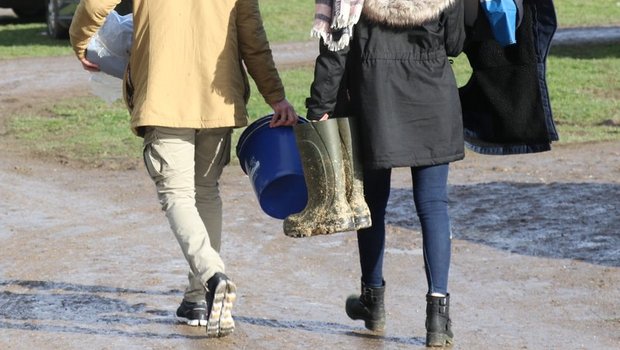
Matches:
[308,0,559,163]
[459,0,558,154]
[307,0,466,169]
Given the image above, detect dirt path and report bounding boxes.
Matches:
[1,140,618,349]
[0,10,619,349]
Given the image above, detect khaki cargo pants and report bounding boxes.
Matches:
[143,126,232,303]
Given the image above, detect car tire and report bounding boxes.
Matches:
[46,0,69,39]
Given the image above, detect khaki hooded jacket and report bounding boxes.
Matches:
[70,0,285,135]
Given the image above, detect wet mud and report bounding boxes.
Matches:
[0,142,618,349]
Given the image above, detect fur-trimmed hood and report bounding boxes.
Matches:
[362,0,456,27]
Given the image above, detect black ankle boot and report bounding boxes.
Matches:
[345,281,385,331]
[425,294,454,347]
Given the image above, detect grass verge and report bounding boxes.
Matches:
[6,42,619,168]
[0,0,618,58]
[545,43,620,143]
[7,98,142,168]
[0,23,73,58]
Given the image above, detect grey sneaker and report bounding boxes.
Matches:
[205,272,237,338]
[176,300,207,327]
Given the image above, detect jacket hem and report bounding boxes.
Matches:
[365,152,464,170]
[464,129,552,155]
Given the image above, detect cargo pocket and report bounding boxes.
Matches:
[198,128,233,179]
[143,144,163,179]
[142,128,166,180]
[215,129,232,167]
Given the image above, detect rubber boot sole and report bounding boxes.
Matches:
[426,332,454,347]
[353,214,371,230]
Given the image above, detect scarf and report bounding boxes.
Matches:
[311,0,365,51]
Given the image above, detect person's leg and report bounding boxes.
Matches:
[358,168,392,287]
[412,164,451,295]
[195,127,232,251]
[183,127,232,302]
[345,167,391,332]
[194,127,236,337]
[411,163,453,347]
[142,126,225,289]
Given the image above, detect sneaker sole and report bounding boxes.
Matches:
[206,279,237,338]
[175,315,207,327]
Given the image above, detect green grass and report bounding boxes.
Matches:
[6,68,316,168]
[259,0,315,43]
[554,0,620,27]
[545,43,620,143]
[1,0,618,58]
[3,1,620,166]
[9,43,618,167]
[0,23,73,58]
[247,68,313,120]
[8,98,142,167]
[0,0,316,59]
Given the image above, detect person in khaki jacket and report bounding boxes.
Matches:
[69,0,297,338]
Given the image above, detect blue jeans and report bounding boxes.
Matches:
[357,164,452,295]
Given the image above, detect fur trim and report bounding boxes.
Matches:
[362,0,456,27]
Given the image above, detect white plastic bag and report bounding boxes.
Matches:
[86,10,133,79]
[89,71,123,104]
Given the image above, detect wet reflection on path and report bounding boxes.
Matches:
[0,279,424,345]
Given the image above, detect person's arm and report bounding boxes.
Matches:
[443,0,466,57]
[236,0,296,127]
[305,39,349,121]
[69,0,121,70]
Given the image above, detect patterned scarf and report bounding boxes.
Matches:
[311,0,365,51]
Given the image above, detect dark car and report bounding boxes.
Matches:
[0,0,131,39]
[0,0,46,19]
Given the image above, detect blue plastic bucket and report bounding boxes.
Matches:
[236,115,308,219]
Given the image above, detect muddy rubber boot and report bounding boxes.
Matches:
[337,117,371,230]
[425,294,454,347]
[345,281,385,332]
[283,119,356,237]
